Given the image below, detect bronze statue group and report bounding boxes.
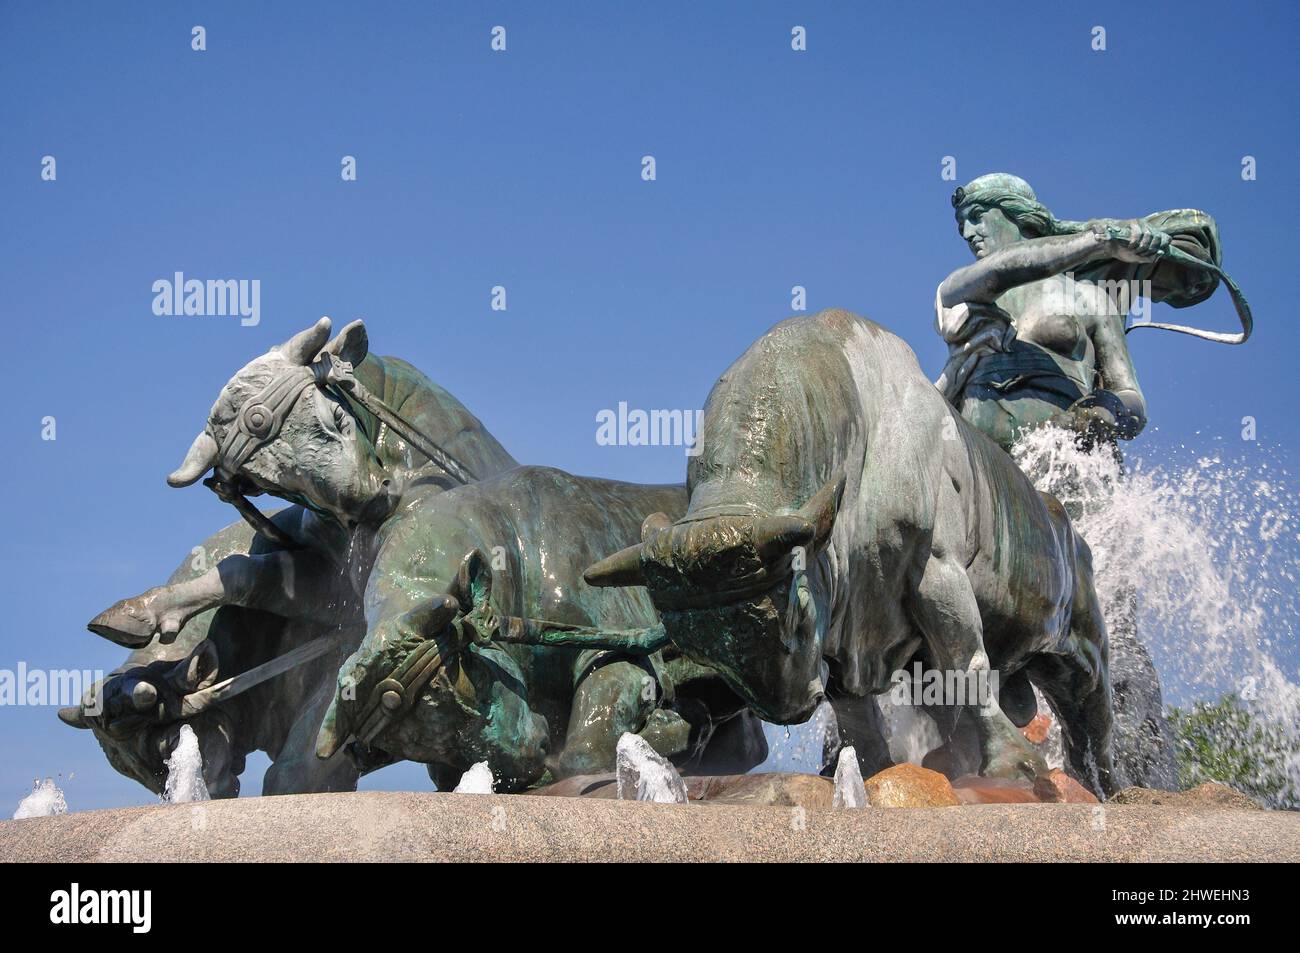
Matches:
[65,175,1249,801]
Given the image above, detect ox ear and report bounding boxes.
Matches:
[315,690,353,760]
[584,543,646,588]
[321,319,368,367]
[167,431,219,487]
[278,317,333,365]
[316,651,368,759]
[450,549,493,613]
[797,474,846,553]
[167,640,220,695]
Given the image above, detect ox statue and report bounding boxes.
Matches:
[585,308,1118,796]
[64,319,763,795]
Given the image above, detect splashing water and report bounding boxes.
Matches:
[616,733,688,803]
[13,778,68,819]
[831,747,867,808]
[452,761,495,794]
[163,724,210,803]
[1014,426,1299,806]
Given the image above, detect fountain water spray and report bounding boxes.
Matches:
[1014,426,1299,807]
[616,733,688,803]
[452,761,495,794]
[163,724,210,803]
[832,747,867,808]
[13,777,68,819]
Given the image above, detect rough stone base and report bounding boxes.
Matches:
[2,790,1295,862]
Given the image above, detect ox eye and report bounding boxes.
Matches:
[332,402,352,435]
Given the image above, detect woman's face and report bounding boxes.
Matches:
[960,206,1022,258]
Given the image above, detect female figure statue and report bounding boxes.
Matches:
[932,173,1251,789]
[934,173,1237,453]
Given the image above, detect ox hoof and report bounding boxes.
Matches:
[87,588,184,649]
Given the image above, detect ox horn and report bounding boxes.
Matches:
[797,474,847,551]
[752,515,815,563]
[321,319,369,366]
[58,706,90,729]
[279,316,333,365]
[167,430,219,487]
[584,543,647,588]
[315,690,353,760]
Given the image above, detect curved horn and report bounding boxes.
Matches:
[584,543,647,588]
[752,515,815,563]
[279,316,332,365]
[797,475,847,551]
[57,706,90,729]
[166,431,219,487]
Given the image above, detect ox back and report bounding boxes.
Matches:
[686,308,1083,696]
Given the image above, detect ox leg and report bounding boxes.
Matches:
[263,678,360,796]
[1028,590,1118,798]
[825,693,894,778]
[90,550,339,648]
[554,657,660,777]
[910,551,1048,782]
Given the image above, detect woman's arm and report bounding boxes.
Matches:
[939,229,1108,308]
[1075,309,1148,439]
[939,220,1171,309]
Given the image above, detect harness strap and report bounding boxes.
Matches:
[203,352,482,542]
[217,368,317,474]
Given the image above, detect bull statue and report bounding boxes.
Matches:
[65,318,764,795]
[61,318,520,794]
[585,309,1118,796]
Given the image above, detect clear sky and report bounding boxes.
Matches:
[2,2,1296,811]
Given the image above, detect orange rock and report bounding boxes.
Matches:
[1021,713,1052,745]
[863,764,959,807]
[951,775,1039,804]
[1032,769,1100,804]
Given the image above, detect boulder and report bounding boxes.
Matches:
[1103,600,1180,789]
[951,775,1039,804]
[864,764,959,807]
[1033,768,1099,804]
[1021,713,1052,745]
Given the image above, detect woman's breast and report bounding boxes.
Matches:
[1014,309,1087,360]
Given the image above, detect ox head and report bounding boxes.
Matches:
[585,476,845,724]
[166,317,398,529]
[315,551,551,791]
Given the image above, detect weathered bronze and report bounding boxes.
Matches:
[66,319,762,795]
[935,173,1249,453]
[586,309,1118,795]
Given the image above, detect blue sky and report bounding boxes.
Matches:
[1,2,1296,810]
